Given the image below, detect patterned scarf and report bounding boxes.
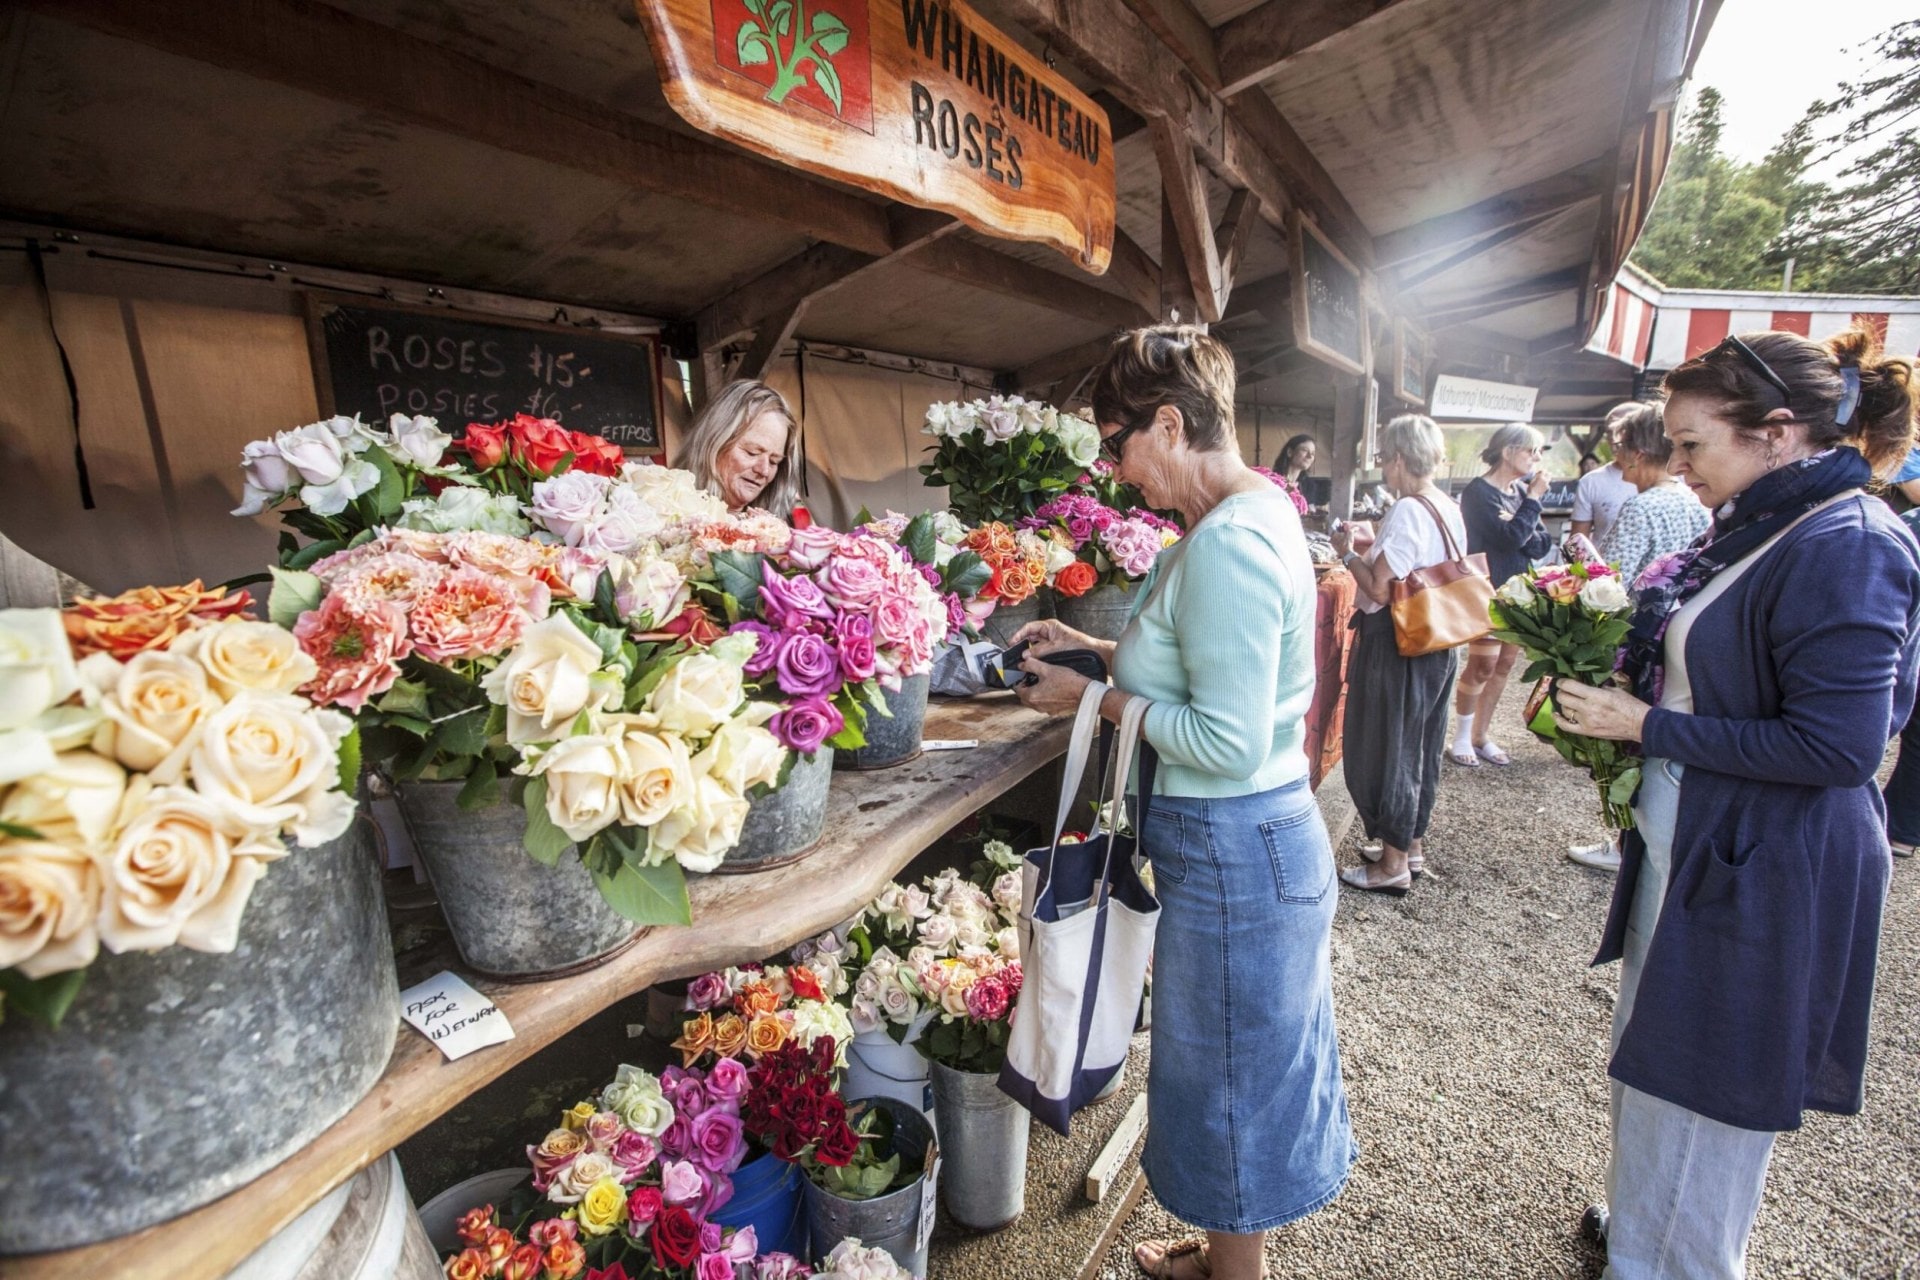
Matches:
[1618,447,1868,706]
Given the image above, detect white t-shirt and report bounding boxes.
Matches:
[1573,464,1637,543]
[1355,491,1469,614]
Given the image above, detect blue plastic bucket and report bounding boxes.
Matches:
[714,1149,807,1258]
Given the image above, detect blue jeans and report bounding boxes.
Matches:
[1605,759,1777,1280]
[1883,702,1920,846]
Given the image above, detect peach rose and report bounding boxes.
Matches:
[89,649,223,775]
[444,1248,489,1280]
[187,692,354,848]
[175,619,319,699]
[95,781,287,954]
[0,749,128,849]
[711,1012,748,1058]
[744,1012,789,1059]
[0,839,101,977]
[671,1011,715,1068]
[735,982,780,1018]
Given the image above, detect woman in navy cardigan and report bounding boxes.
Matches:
[1555,327,1918,1280]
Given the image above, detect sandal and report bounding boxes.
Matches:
[1339,863,1411,896]
[1474,740,1512,766]
[1447,748,1481,767]
[1359,843,1424,878]
[1136,1238,1212,1279]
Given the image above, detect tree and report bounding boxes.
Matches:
[1789,20,1920,294]
[1629,89,1791,289]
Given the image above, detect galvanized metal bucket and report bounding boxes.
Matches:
[718,746,834,871]
[804,1096,937,1275]
[0,812,399,1253]
[845,1012,936,1119]
[835,673,928,770]
[393,781,640,980]
[981,596,1045,648]
[1054,582,1138,642]
[929,1061,1029,1230]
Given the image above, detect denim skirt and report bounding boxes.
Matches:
[1138,778,1357,1233]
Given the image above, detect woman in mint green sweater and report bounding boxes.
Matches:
[1012,327,1354,1280]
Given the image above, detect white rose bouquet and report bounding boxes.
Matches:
[0,587,357,1027]
[918,395,1094,525]
[1488,556,1639,829]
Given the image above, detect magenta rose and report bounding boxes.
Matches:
[695,1170,734,1220]
[769,697,845,755]
[759,563,832,628]
[660,1114,694,1160]
[686,972,731,1012]
[608,1129,660,1180]
[706,1057,750,1105]
[626,1185,664,1230]
[837,632,876,682]
[691,1108,747,1174]
[819,555,889,611]
[773,629,842,698]
[660,1159,705,1206]
[727,622,781,679]
[696,1253,735,1280]
[965,973,1010,1021]
[699,1220,724,1253]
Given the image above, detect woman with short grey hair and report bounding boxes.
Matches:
[1331,414,1467,892]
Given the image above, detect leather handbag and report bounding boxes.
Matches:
[1388,494,1494,657]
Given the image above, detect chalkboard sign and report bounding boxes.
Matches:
[306,296,664,451]
[1393,317,1428,405]
[1291,212,1367,376]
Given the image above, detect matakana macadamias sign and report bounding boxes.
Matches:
[635,0,1117,272]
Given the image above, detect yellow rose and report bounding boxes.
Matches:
[0,749,128,848]
[89,649,223,775]
[605,721,692,827]
[645,653,744,738]
[0,609,81,732]
[0,838,101,977]
[176,619,319,698]
[648,771,749,875]
[744,1011,789,1058]
[481,614,614,745]
[187,692,354,847]
[96,780,286,954]
[695,721,786,797]
[561,1101,598,1133]
[527,734,625,842]
[575,1177,628,1238]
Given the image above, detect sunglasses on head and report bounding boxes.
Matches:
[1704,335,1793,412]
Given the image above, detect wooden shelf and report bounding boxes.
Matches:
[8,697,1069,1280]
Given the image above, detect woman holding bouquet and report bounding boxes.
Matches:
[678,379,799,516]
[1329,414,1466,893]
[1552,327,1918,1279]
[1454,424,1554,766]
[1009,326,1353,1280]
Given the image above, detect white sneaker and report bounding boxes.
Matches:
[1567,840,1621,871]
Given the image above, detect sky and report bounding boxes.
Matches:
[1686,0,1910,170]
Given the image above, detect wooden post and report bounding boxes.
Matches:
[1159,191,1200,326]
[1331,377,1363,520]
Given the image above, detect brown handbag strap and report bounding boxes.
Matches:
[1407,493,1465,563]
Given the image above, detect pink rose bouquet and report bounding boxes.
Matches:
[1022,495,1181,596]
[856,510,994,642]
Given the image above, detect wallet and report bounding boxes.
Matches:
[984,640,1110,690]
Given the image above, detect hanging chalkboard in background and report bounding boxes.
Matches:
[305,295,664,452]
[1290,212,1367,376]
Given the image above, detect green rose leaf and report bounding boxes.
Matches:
[335,722,363,795]
[0,965,88,1030]
[430,705,492,759]
[520,777,573,866]
[903,512,938,566]
[456,761,501,811]
[267,567,323,629]
[593,860,692,926]
[710,550,765,616]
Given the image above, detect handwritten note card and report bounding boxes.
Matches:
[400,972,515,1061]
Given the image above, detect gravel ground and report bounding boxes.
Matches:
[1090,687,1920,1280]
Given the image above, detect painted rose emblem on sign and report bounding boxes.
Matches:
[712,0,875,131]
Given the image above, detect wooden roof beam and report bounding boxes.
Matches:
[37,0,900,257]
[904,237,1151,330]
[1423,265,1586,328]
[1215,0,1416,97]
[1392,210,1561,293]
[998,0,1373,264]
[1151,118,1225,323]
[1010,335,1123,396]
[1375,158,1611,269]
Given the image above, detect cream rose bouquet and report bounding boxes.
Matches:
[0,586,358,1027]
[919,395,1098,525]
[1488,557,1639,830]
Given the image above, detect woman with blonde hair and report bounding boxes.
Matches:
[1008,326,1353,1280]
[676,379,799,516]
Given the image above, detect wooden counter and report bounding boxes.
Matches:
[7,697,1069,1280]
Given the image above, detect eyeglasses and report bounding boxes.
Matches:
[1705,335,1793,412]
[1099,419,1149,463]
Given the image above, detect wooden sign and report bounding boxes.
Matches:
[1290,212,1367,376]
[306,297,665,452]
[634,0,1116,272]
[1393,317,1429,406]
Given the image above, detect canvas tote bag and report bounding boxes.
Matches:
[998,683,1160,1136]
[1389,494,1494,656]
